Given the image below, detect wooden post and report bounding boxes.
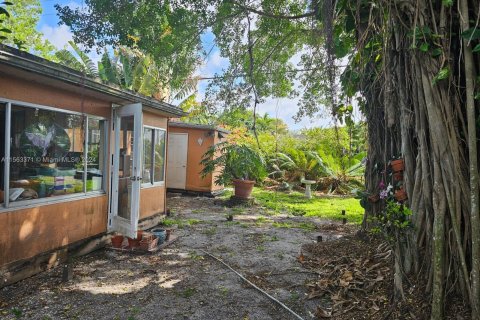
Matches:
[342,210,347,224]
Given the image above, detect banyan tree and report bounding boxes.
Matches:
[342,0,480,318]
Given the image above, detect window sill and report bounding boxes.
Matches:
[0,191,107,213]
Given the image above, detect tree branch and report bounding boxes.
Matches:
[232,1,315,20]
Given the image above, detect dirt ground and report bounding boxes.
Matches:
[0,194,467,320]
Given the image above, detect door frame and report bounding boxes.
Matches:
[108,103,143,238]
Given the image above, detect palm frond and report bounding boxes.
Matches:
[55,49,84,72]
[68,41,98,77]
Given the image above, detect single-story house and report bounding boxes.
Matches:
[0,45,184,287]
[167,121,228,196]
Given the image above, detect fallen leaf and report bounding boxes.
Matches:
[315,306,332,318]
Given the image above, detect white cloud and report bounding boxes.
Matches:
[40,24,73,50]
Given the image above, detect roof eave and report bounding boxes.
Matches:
[0,45,185,117]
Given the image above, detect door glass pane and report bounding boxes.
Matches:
[154,129,165,182]
[9,105,85,203]
[118,115,134,220]
[143,128,153,184]
[87,118,105,191]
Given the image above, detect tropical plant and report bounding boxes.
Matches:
[200,142,267,185]
[0,1,12,43]
[55,43,197,101]
[270,149,331,182]
[55,41,98,77]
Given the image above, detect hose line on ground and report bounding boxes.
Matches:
[199,249,306,320]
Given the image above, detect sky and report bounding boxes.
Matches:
[37,0,342,130]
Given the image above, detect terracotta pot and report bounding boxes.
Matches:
[394,188,408,201]
[127,237,141,248]
[393,172,403,181]
[233,179,255,199]
[111,235,124,248]
[391,159,405,172]
[127,230,143,248]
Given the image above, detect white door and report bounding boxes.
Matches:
[109,103,143,238]
[167,133,188,189]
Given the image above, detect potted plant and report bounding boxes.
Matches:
[111,234,124,248]
[394,187,407,201]
[201,142,267,199]
[390,158,404,172]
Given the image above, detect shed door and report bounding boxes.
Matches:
[167,133,188,189]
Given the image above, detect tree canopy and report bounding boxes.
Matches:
[2,0,55,58]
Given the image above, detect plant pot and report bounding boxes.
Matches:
[393,172,403,181]
[151,228,167,244]
[391,159,405,172]
[233,179,255,199]
[127,237,140,248]
[140,236,158,251]
[394,188,408,201]
[111,235,124,248]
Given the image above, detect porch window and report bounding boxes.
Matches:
[142,127,166,186]
[0,100,107,208]
[154,129,166,183]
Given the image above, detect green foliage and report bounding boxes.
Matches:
[55,0,202,95]
[0,0,55,58]
[271,149,331,181]
[368,201,413,237]
[55,44,196,101]
[252,188,364,224]
[201,142,267,185]
[432,67,450,85]
[0,1,12,42]
[55,41,98,77]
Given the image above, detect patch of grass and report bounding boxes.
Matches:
[161,218,202,228]
[203,226,217,236]
[256,245,265,252]
[298,222,317,231]
[231,207,245,214]
[272,221,293,229]
[180,288,197,298]
[188,251,204,261]
[186,219,202,226]
[252,188,364,224]
[225,221,240,227]
[255,216,270,226]
[289,291,300,301]
[191,209,203,214]
[11,308,22,318]
[270,235,280,241]
[218,286,229,296]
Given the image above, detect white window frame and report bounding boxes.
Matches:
[141,125,166,188]
[0,97,108,211]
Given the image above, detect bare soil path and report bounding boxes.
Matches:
[0,195,354,320]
